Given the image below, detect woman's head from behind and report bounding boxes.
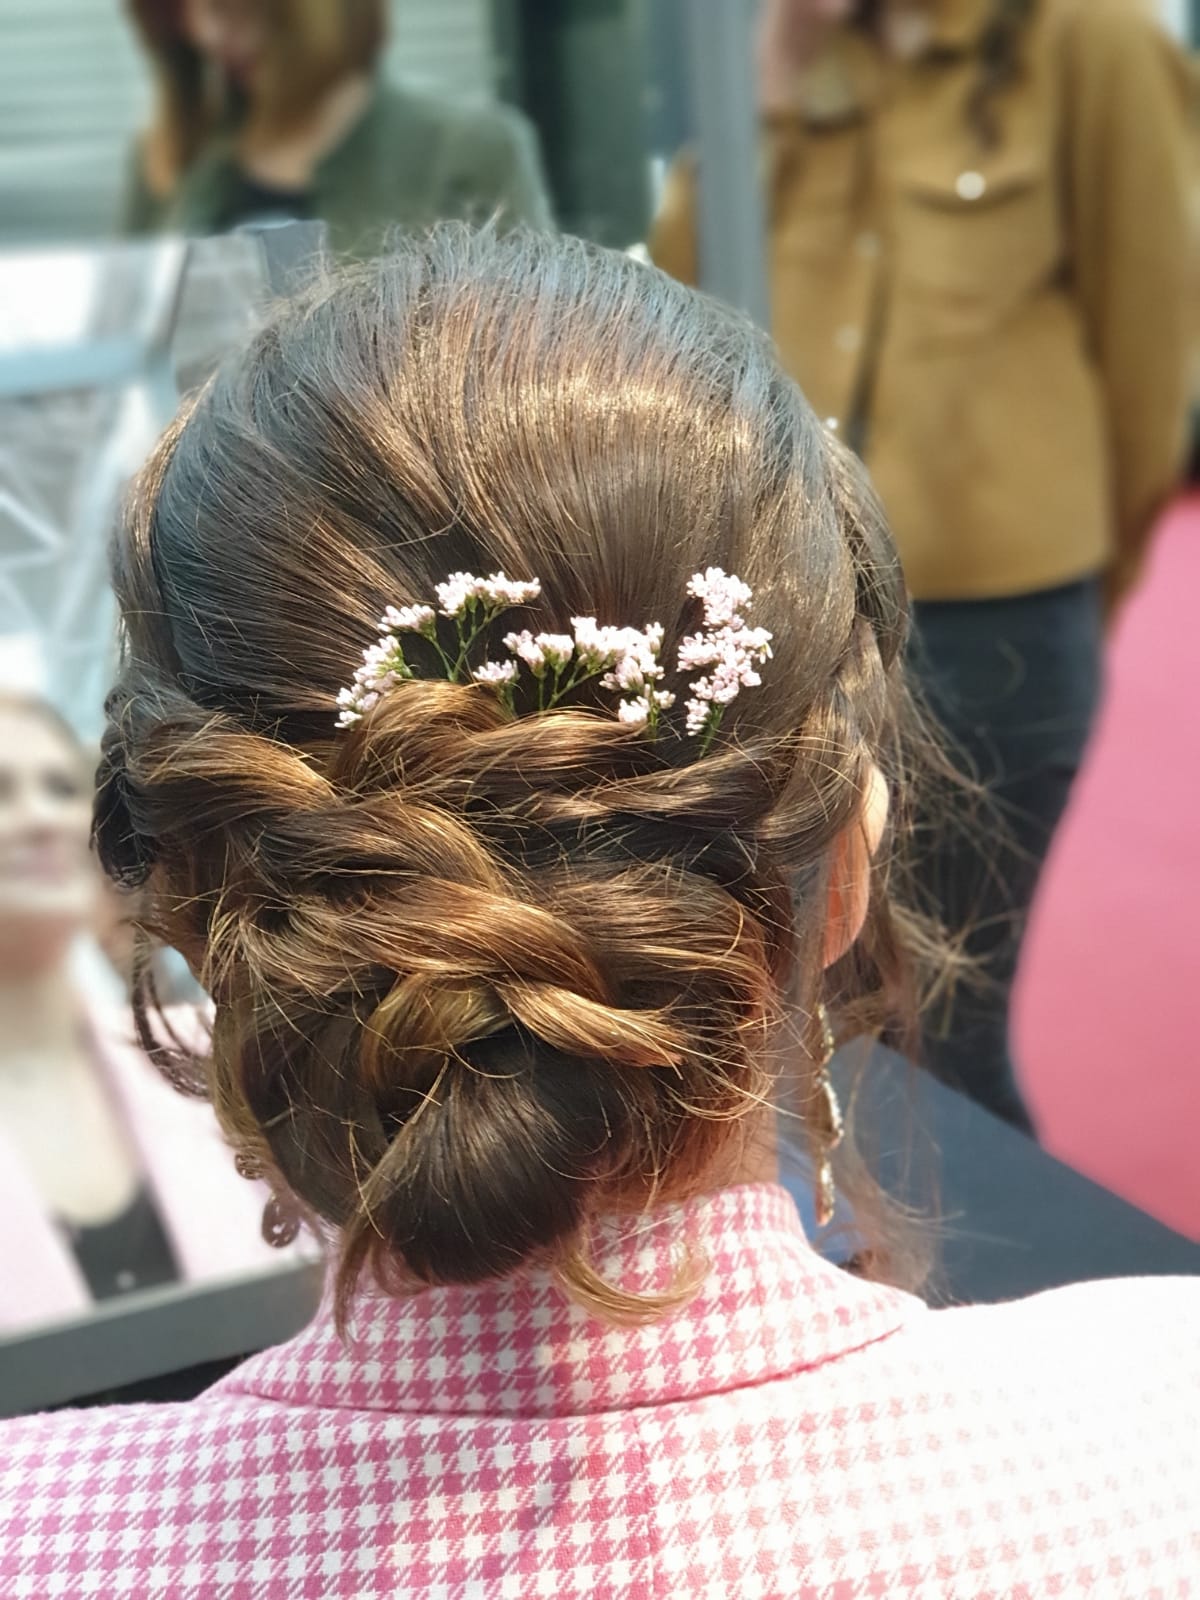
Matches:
[97,226,919,1309]
[0,698,94,977]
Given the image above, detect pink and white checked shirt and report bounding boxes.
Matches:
[3,1183,1199,1598]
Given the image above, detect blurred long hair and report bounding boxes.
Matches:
[853,0,1037,146]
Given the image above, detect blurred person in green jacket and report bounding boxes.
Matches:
[121,0,552,253]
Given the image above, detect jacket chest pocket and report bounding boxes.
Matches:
[892,152,1060,306]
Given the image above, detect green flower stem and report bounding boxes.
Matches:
[697,706,723,756]
[424,632,458,678]
[450,602,500,680]
[544,665,594,709]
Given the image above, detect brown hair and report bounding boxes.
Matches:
[128,0,386,185]
[96,225,938,1318]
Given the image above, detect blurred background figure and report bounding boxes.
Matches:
[121,0,552,250]
[0,695,290,1333]
[651,0,1196,1133]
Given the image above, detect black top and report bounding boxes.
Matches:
[210,173,313,234]
[60,1188,180,1303]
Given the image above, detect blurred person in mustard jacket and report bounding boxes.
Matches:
[121,0,551,253]
[650,0,1195,1133]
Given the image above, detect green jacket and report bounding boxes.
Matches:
[121,82,553,254]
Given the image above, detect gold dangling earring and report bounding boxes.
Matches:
[812,1003,844,1229]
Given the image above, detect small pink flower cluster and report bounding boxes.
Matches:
[337,570,540,726]
[594,621,674,728]
[381,603,436,635]
[678,568,773,743]
[337,567,769,744]
[500,630,575,674]
[474,618,672,726]
[471,660,519,688]
[336,636,414,726]
[434,571,542,617]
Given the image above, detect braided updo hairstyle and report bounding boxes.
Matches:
[96,226,931,1317]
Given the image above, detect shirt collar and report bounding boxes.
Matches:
[225,1184,921,1418]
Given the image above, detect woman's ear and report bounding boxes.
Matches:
[823,764,889,968]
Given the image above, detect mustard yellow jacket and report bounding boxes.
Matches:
[650,0,1196,602]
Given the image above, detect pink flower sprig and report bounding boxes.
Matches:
[677,568,773,753]
[470,658,520,712]
[436,571,542,680]
[337,566,769,746]
[594,621,675,732]
[336,571,539,727]
[435,572,541,617]
[336,635,415,726]
[496,619,674,730]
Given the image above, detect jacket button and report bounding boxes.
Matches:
[835,324,862,353]
[856,231,881,260]
[955,170,987,201]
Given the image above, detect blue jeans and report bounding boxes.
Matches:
[911,579,1104,1134]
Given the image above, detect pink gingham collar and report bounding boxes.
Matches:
[222,1184,921,1418]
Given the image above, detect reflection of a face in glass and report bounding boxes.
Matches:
[0,703,94,964]
[0,703,294,1331]
[0,703,179,1307]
